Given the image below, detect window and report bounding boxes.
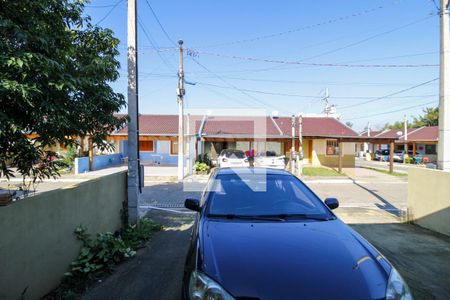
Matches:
[326,140,339,156]
[139,141,153,151]
[425,144,436,155]
[171,140,178,155]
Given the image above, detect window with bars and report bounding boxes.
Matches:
[326,140,340,156]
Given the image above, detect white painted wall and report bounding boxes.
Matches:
[157,140,170,153]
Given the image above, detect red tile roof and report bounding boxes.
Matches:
[401,126,438,142]
[274,116,359,137]
[115,114,178,135]
[200,116,281,137]
[115,114,360,138]
[360,130,382,137]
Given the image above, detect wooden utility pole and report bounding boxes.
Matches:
[127,0,139,224]
[439,0,450,171]
[177,40,185,181]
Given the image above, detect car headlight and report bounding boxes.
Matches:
[386,268,413,300]
[189,271,235,300]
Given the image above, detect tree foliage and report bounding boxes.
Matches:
[412,107,439,127]
[381,106,439,130]
[0,0,126,179]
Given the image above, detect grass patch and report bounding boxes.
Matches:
[363,167,407,177]
[302,167,345,177]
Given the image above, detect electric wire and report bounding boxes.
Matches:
[339,78,439,110]
[197,6,385,48]
[345,100,438,121]
[95,0,124,25]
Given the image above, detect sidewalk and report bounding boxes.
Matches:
[82,210,195,300]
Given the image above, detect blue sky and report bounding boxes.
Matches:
[85,0,440,131]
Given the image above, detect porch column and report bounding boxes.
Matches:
[413,142,416,156]
[338,139,343,173]
[371,143,375,160]
[389,140,394,174]
[88,137,94,171]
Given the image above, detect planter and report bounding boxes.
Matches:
[195,171,209,175]
[0,190,12,206]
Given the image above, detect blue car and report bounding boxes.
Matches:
[182,168,412,300]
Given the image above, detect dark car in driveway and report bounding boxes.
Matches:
[182,168,412,300]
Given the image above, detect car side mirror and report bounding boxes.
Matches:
[185,198,201,212]
[324,198,339,210]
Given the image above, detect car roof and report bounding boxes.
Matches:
[215,167,291,176]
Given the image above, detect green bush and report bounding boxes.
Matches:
[59,219,162,295]
[194,162,210,173]
[404,156,414,164]
[62,146,78,168]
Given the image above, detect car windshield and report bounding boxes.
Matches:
[257,151,278,157]
[207,173,332,219]
[221,150,246,159]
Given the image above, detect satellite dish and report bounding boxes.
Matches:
[396,131,403,136]
[271,110,279,118]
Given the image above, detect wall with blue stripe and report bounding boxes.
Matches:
[120,140,177,165]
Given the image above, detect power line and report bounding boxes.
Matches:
[95,0,124,25]
[345,100,438,121]
[137,18,176,72]
[194,81,438,100]
[186,48,438,68]
[188,57,286,112]
[144,0,178,46]
[187,74,438,87]
[196,6,384,48]
[339,78,439,110]
[301,14,437,61]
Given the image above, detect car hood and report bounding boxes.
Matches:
[201,219,389,300]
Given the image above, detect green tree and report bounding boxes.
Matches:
[412,107,439,127]
[0,0,126,180]
[381,121,404,130]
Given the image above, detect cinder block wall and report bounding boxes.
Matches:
[408,168,450,236]
[0,171,127,300]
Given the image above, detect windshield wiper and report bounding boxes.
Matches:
[207,214,285,222]
[257,214,334,221]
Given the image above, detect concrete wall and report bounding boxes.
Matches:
[408,168,450,236]
[74,153,123,174]
[0,171,127,300]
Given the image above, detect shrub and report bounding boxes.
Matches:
[59,219,162,295]
[194,162,210,173]
[404,156,414,164]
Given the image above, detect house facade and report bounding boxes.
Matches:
[108,114,364,170]
[359,126,439,163]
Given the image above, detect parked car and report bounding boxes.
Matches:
[254,150,286,169]
[374,149,389,161]
[393,150,405,162]
[182,168,413,300]
[217,149,249,168]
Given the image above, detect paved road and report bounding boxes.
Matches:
[355,158,427,174]
[139,167,408,223]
